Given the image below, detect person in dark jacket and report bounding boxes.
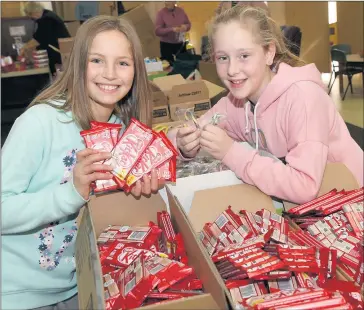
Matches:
[21,2,70,74]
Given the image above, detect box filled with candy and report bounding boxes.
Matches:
[75,189,229,310]
[187,184,363,309]
[80,118,177,194]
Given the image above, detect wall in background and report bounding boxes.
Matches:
[285,1,330,72]
[337,1,363,54]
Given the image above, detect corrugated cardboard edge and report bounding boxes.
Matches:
[283,163,360,210]
[167,187,230,310]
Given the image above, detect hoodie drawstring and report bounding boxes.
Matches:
[244,101,260,151]
[244,102,250,134]
[253,102,260,151]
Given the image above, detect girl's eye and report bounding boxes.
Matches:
[240,54,249,60]
[216,55,228,63]
[90,58,102,64]
[119,61,129,66]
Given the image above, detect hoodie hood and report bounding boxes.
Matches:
[256,62,325,116]
[243,63,325,150]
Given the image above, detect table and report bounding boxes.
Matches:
[339,54,364,93]
[1,67,51,79]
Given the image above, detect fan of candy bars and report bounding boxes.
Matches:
[98,211,203,309]
[199,187,364,310]
[80,118,178,193]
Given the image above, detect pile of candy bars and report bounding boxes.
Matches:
[198,188,364,310]
[98,211,203,309]
[80,118,178,193]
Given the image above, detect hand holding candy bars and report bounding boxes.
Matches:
[129,169,163,198]
[200,124,234,161]
[72,148,114,200]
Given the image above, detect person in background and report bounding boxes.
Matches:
[2,16,163,310]
[21,2,70,75]
[170,5,363,204]
[155,1,191,65]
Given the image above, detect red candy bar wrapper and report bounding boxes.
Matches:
[272,295,347,310]
[256,209,288,243]
[343,203,364,241]
[294,272,318,289]
[277,244,316,255]
[90,120,123,145]
[198,230,216,257]
[239,210,262,236]
[148,290,202,300]
[288,189,338,215]
[103,242,144,269]
[157,211,176,258]
[97,224,162,251]
[244,257,286,278]
[255,288,328,310]
[319,190,364,215]
[252,270,292,281]
[268,276,299,293]
[174,233,188,264]
[103,271,121,310]
[154,157,177,182]
[169,273,203,291]
[229,280,268,308]
[224,206,254,240]
[80,127,119,192]
[124,132,175,191]
[106,118,154,181]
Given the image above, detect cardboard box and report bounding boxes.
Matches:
[75,190,229,309]
[152,75,226,121]
[121,5,160,58]
[58,37,74,67]
[150,82,170,124]
[65,21,81,37]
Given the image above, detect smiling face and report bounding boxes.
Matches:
[87,30,135,119]
[213,21,275,102]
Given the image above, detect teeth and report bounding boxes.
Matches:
[98,84,118,90]
[231,80,243,84]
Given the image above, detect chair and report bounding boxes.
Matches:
[331,44,351,55]
[328,49,362,100]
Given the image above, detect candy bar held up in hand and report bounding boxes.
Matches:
[106,118,154,183]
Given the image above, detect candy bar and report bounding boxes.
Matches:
[169,274,202,291]
[103,243,144,269]
[342,203,364,241]
[272,295,346,310]
[147,290,202,300]
[90,121,123,145]
[288,189,339,215]
[198,230,216,257]
[268,276,298,293]
[157,211,176,258]
[256,209,288,243]
[252,270,292,281]
[224,206,254,240]
[174,233,188,265]
[106,118,154,182]
[124,132,176,191]
[319,190,364,215]
[239,210,261,236]
[229,280,267,308]
[294,272,318,289]
[154,157,176,182]
[255,288,328,309]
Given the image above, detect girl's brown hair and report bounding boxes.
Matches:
[208,5,305,69]
[28,15,152,129]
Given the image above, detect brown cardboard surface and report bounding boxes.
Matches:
[198,61,225,88]
[65,21,80,37]
[150,82,170,123]
[58,38,74,54]
[167,188,229,310]
[188,183,275,232]
[76,190,223,309]
[283,163,360,210]
[121,5,160,58]
[152,74,186,93]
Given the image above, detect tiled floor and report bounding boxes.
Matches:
[323,73,364,128]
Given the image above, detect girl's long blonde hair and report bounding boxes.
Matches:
[28,15,152,129]
[208,5,305,69]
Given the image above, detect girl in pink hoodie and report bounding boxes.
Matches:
[170,6,363,204]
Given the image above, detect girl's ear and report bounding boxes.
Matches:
[265,42,276,66]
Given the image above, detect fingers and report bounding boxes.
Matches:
[177,126,198,138]
[150,169,159,193]
[82,152,112,166]
[87,172,114,183]
[76,148,99,162]
[131,180,142,197]
[182,137,200,154]
[142,174,151,196]
[200,130,216,143]
[200,138,214,150]
[83,163,113,175]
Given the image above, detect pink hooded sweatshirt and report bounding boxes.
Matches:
[170,63,363,204]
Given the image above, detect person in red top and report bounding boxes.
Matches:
[155,2,191,65]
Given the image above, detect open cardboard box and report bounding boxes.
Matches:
[152,75,226,121]
[75,190,229,309]
[150,82,170,124]
[58,37,74,68]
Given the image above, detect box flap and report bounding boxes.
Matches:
[202,80,226,99]
[167,187,228,310]
[58,38,74,54]
[283,163,360,210]
[169,81,209,106]
[142,294,218,310]
[152,74,186,92]
[188,184,275,232]
[88,191,166,237]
